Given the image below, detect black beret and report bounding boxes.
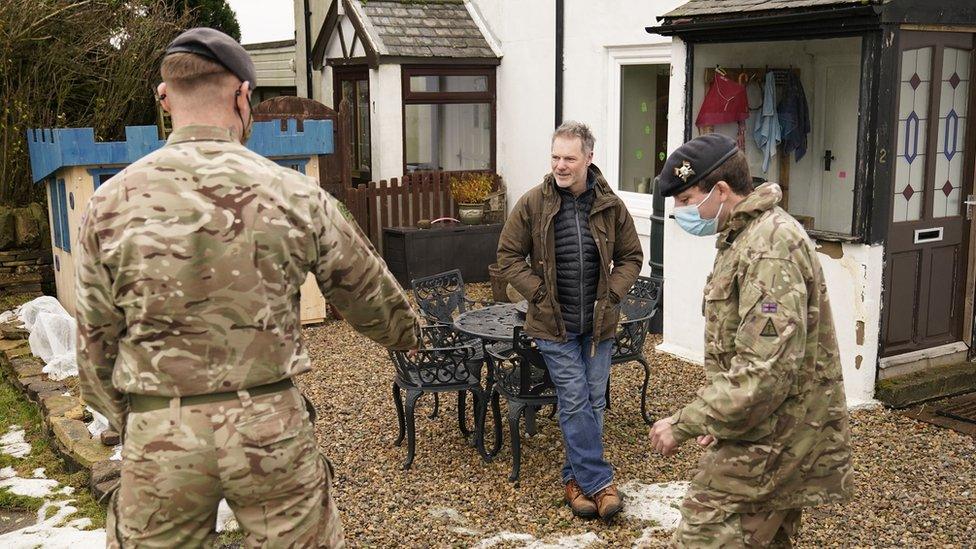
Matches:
[657,133,738,197]
[165,27,257,88]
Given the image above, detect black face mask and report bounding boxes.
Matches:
[234,84,253,144]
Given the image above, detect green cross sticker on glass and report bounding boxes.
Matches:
[640,102,648,113]
[644,125,651,135]
[658,152,666,161]
[635,150,644,160]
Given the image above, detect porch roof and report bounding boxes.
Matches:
[647,0,886,42]
[358,0,496,59]
[661,0,879,19]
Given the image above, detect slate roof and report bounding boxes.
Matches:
[352,0,497,59]
[661,0,882,19]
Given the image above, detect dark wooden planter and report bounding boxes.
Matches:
[383,223,502,287]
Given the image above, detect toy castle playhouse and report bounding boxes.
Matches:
[26,119,333,324]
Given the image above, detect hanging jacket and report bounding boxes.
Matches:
[754,71,782,173]
[778,71,811,163]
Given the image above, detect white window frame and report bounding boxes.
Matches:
[605,42,673,220]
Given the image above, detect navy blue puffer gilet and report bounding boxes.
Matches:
[553,179,600,335]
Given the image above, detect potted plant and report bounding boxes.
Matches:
[450,173,493,225]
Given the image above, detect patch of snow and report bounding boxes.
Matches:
[32,468,46,479]
[110,445,122,461]
[216,498,239,533]
[472,532,537,548]
[0,524,105,548]
[474,532,603,549]
[0,466,16,480]
[619,480,689,532]
[66,518,92,530]
[850,399,882,411]
[0,476,60,498]
[0,498,103,548]
[428,507,485,536]
[1,426,31,458]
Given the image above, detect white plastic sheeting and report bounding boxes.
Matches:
[15,297,78,381]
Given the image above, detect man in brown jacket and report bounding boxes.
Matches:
[497,121,643,520]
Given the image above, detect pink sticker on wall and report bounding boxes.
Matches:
[838,171,847,178]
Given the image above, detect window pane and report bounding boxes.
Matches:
[893,46,933,223]
[934,47,970,219]
[409,74,488,93]
[356,79,371,172]
[619,64,670,194]
[405,103,491,172]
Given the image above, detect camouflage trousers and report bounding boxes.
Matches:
[671,498,801,548]
[106,386,345,548]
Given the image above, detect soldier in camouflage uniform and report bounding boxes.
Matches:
[649,134,853,548]
[74,28,420,548]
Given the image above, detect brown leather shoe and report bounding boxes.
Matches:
[564,480,598,519]
[593,484,624,520]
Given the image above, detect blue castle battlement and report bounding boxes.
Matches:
[27,118,334,183]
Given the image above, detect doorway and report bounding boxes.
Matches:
[882,31,975,358]
[333,66,372,185]
[815,57,860,233]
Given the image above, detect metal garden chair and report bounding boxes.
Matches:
[606,294,658,424]
[390,325,487,470]
[482,327,558,482]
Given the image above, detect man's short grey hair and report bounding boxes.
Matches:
[553,121,595,155]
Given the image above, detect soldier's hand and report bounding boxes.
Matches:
[697,435,716,447]
[649,417,678,456]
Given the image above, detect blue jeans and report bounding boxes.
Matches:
[535,332,613,496]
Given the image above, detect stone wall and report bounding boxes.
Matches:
[0,249,55,295]
[0,319,118,501]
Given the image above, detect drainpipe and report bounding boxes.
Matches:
[303,0,314,98]
[554,0,564,128]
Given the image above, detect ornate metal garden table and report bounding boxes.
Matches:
[453,301,549,441]
[452,302,525,343]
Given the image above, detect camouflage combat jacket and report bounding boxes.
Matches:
[671,183,853,512]
[75,125,420,432]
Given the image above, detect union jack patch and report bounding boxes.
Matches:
[761,302,778,314]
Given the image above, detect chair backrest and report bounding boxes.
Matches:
[411,269,467,324]
[492,327,554,399]
[613,296,655,359]
[390,327,476,388]
[628,276,662,307]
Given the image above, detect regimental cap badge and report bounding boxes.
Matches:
[674,160,695,182]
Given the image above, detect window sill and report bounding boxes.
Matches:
[806,229,862,244]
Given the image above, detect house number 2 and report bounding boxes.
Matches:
[879,148,887,163]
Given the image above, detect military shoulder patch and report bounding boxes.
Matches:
[760,318,778,337]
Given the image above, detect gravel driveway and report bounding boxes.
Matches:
[297,287,976,548]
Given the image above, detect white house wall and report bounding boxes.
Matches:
[372,64,403,180]
[470,0,554,201]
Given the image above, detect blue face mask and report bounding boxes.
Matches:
[673,188,724,237]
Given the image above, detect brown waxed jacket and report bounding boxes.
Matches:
[496,165,643,343]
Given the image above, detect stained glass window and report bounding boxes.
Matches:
[934,47,970,218]
[893,47,933,222]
